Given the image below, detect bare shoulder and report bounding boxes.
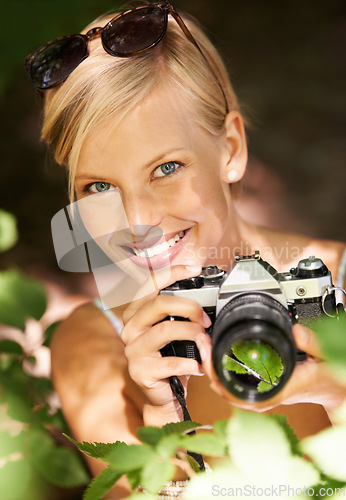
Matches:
[51,301,144,445]
[51,302,144,497]
[51,302,128,378]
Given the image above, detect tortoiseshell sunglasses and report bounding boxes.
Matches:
[25,1,228,112]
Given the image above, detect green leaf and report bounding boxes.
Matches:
[312,315,346,383]
[0,209,18,253]
[140,458,175,494]
[222,355,249,374]
[64,434,126,460]
[213,419,229,439]
[5,389,34,423]
[83,466,122,500]
[0,430,26,458]
[106,444,156,472]
[137,426,165,447]
[310,476,346,499]
[0,269,47,330]
[270,414,302,456]
[225,410,320,489]
[0,459,34,500]
[48,409,69,433]
[302,425,346,482]
[180,432,227,457]
[257,380,273,392]
[127,468,142,492]
[226,340,284,391]
[31,444,90,488]
[28,426,54,451]
[0,353,13,371]
[156,433,184,459]
[185,452,202,473]
[29,428,89,488]
[0,340,24,356]
[30,376,54,399]
[162,421,202,436]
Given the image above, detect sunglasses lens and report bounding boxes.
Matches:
[103,6,166,56]
[27,35,87,89]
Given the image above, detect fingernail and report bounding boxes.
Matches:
[203,311,212,327]
[198,345,207,362]
[195,367,205,376]
[185,265,202,275]
[198,343,211,363]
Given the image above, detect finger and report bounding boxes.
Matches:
[125,320,212,358]
[292,323,324,359]
[122,264,202,324]
[122,294,211,345]
[130,356,205,388]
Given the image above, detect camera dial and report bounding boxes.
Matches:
[160,252,337,403]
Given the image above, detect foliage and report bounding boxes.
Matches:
[0,209,89,498]
[67,405,346,500]
[67,313,346,499]
[312,315,346,383]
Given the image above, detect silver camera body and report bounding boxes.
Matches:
[161,251,336,322]
[160,252,338,401]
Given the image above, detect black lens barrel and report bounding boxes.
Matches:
[212,292,296,402]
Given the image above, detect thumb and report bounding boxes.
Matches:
[292,323,324,359]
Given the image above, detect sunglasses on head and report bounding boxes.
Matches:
[25,1,228,111]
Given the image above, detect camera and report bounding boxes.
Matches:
[160,251,342,402]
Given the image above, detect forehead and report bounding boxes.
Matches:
[77,88,218,173]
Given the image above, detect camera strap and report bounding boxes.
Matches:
[169,375,205,472]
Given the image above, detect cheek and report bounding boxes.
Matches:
[188,168,230,226]
[77,192,130,241]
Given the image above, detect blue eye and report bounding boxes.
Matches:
[153,162,180,178]
[89,182,113,193]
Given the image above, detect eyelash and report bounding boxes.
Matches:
[151,161,184,180]
[82,181,117,194]
[82,161,184,194]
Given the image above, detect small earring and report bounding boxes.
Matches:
[227,170,238,182]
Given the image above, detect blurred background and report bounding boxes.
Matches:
[0,0,345,285]
[0,1,344,498]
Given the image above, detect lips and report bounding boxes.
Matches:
[120,229,191,269]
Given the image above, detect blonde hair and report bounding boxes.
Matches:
[41,9,241,198]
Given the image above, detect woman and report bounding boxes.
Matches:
[25,3,346,498]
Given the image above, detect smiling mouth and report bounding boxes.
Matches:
[123,230,186,258]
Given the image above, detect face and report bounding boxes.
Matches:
[74,88,241,279]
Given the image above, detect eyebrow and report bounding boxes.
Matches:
[75,147,188,181]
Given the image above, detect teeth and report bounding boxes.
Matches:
[133,230,185,258]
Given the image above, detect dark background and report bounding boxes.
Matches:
[1,0,345,290]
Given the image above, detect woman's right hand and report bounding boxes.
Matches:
[120,265,212,425]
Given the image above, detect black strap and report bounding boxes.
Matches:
[169,375,205,471]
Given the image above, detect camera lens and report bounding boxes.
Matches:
[212,293,295,402]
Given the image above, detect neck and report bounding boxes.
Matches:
[204,204,260,270]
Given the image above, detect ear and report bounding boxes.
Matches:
[220,110,248,184]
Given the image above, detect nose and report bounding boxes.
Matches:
[121,190,163,237]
